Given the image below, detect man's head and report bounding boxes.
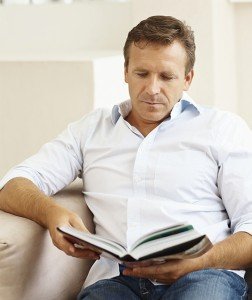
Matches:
[124,15,196,75]
[123,16,196,134]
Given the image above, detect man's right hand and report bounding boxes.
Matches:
[45,204,100,260]
[0,178,100,260]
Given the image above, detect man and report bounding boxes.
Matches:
[0,15,252,300]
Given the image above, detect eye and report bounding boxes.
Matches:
[136,72,147,78]
[160,74,173,81]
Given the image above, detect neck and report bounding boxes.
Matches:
[125,112,160,137]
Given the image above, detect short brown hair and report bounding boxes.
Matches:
[123,15,196,74]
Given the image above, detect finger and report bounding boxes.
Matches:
[54,236,99,259]
[69,247,100,260]
[127,259,182,276]
[123,264,166,277]
[124,260,153,268]
[51,230,80,254]
[52,232,76,252]
[123,269,149,278]
[123,266,157,277]
[68,239,103,254]
[123,269,159,280]
[123,269,171,284]
[69,216,89,232]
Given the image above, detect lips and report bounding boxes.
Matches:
[142,101,162,105]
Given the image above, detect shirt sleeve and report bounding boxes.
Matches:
[0,111,97,196]
[217,114,252,235]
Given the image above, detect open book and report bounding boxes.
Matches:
[57,224,212,264]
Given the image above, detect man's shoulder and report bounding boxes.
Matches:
[182,94,244,125]
[83,107,112,121]
[198,104,246,127]
[66,107,114,141]
[197,105,251,146]
[71,107,113,128]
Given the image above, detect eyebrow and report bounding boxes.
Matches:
[133,68,177,77]
[133,68,148,72]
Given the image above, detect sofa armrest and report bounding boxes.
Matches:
[0,179,94,300]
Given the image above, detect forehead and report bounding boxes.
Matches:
[127,41,187,72]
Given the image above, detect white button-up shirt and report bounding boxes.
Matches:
[1,92,252,286]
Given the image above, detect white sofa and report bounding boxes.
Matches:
[1,179,252,300]
[0,180,93,300]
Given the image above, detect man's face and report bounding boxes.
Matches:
[124,41,194,127]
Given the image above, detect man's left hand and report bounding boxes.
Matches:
[123,258,202,284]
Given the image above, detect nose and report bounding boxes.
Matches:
[145,76,161,95]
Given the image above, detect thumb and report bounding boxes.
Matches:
[69,216,89,233]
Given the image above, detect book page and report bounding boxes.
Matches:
[129,223,192,251]
[123,236,212,268]
[130,231,205,259]
[57,226,127,257]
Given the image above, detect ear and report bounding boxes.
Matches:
[183,69,194,91]
[124,66,129,83]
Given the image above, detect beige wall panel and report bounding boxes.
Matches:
[0,62,94,177]
[235,3,252,128]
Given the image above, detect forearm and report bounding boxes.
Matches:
[0,177,60,228]
[0,177,100,260]
[124,231,252,283]
[199,231,252,270]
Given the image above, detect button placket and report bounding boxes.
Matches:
[126,131,157,247]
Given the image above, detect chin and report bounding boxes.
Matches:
[143,113,167,123]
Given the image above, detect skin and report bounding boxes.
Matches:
[0,178,100,260]
[124,41,193,136]
[122,41,252,281]
[0,41,252,286]
[123,231,252,283]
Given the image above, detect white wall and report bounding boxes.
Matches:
[0,52,129,178]
[0,0,252,177]
[235,3,252,128]
[0,1,132,177]
[212,0,237,112]
[0,1,132,53]
[1,0,250,115]
[0,60,93,176]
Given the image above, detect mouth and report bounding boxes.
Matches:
[142,101,163,106]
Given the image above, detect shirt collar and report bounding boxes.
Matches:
[111,100,131,125]
[180,91,202,114]
[111,92,201,125]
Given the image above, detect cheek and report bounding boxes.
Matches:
[164,82,184,97]
[131,84,145,98]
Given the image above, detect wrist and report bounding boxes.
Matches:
[42,199,62,228]
[186,255,210,275]
[196,250,214,271]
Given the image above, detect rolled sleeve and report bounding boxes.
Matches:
[0,168,38,191]
[217,117,252,236]
[0,111,97,196]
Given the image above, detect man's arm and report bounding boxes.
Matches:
[123,232,252,283]
[0,177,100,260]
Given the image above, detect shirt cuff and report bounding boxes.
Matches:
[233,224,252,236]
[0,169,38,190]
